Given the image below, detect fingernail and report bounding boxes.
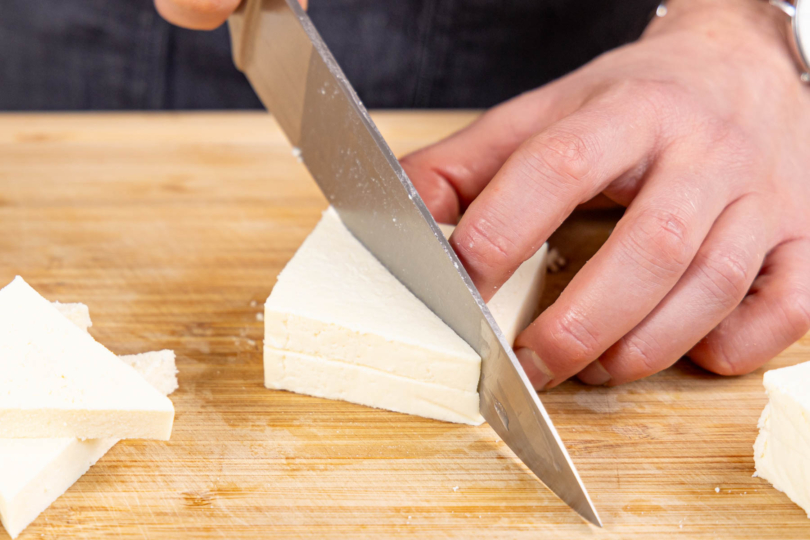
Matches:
[577,360,612,386]
[515,347,554,390]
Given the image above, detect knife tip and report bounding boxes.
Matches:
[579,503,603,528]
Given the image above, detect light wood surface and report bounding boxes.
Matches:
[0,111,808,539]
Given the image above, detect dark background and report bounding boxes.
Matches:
[0,0,660,110]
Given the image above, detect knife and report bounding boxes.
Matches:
[229,0,601,526]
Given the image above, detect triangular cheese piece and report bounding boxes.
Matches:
[0,277,174,439]
[264,208,547,425]
[0,303,178,540]
[0,349,178,539]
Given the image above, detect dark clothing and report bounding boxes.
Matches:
[0,0,659,111]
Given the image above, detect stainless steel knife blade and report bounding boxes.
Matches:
[229,0,601,526]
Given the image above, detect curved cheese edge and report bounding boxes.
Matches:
[754,361,810,518]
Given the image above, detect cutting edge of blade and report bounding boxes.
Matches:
[481,328,603,528]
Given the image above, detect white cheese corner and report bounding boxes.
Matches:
[754,361,810,517]
[0,276,174,440]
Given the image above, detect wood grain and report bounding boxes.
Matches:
[0,111,808,539]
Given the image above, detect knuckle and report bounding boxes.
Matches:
[612,78,672,103]
[699,120,758,169]
[696,247,754,305]
[777,286,810,339]
[523,129,597,189]
[620,335,664,377]
[622,207,695,280]
[692,332,760,377]
[703,345,745,376]
[453,215,514,272]
[700,117,741,147]
[690,335,745,376]
[609,78,688,120]
[543,311,602,364]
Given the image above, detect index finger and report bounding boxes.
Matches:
[400,80,575,224]
[451,88,663,301]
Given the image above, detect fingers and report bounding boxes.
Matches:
[514,145,738,389]
[577,194,771,386]
[399,80,576,224]
[155,0,243,30]
[451,89,664,301]
[688,237,810,375]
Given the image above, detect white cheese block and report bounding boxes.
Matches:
[0,276,174,439]
[264,208,548,425]
[264,348,482,425]
[51,302,92,333]
[754,361,810,517]
[0,349,178,539]
[265,208,482,392]
[437,224,547,345]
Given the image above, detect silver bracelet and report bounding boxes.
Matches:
[768,0,810,82]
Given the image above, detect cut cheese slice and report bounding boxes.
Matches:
[265,349,483,424]
[0,276,174,439]
[0,304,178,539]
[264,208,548,425]
[0,349,178,539]
[754,361,810,517]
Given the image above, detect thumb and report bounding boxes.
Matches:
[399,81,576,224]
[155,0,308,30]
[155,0,243,30]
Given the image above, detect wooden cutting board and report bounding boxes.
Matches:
[0,111,808,539]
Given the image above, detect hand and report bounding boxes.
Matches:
[401,0,810,388]
[155,0,307,30]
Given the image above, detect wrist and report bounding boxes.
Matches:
[647,0,784,40]
[644,0,800,83]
